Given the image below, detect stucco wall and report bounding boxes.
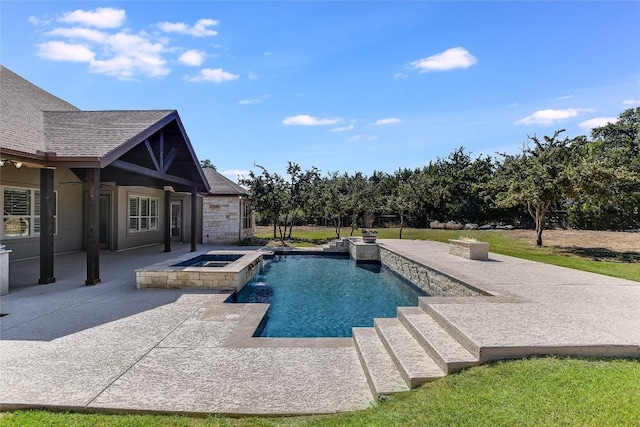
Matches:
[1,165,83,260]
[116,186,165,250]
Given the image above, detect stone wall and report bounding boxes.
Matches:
[136,251,262,291]
[202,195,241,243]
[348,240,380,262]
[379,247,480,297]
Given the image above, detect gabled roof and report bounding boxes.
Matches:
[0,65,209,193]
[1,65,79,156]
[202,168,249,196]
[44,110,175,159]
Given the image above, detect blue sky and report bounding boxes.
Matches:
[2,1,639,181]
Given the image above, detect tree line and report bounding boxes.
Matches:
[240,108,639,246]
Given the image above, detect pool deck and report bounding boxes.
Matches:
[1,240,639,415]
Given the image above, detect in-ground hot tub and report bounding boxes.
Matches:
[136,250,263,291]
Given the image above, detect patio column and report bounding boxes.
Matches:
[85,168,101,285]
[164,188,171,252]
[39,167,55,284]
[190,186,197,252]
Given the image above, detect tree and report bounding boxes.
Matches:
[200,159,216,169]
[239,164,287,239]
[487,130,576,246]
[319,172,349,239]
[568,108,640,229]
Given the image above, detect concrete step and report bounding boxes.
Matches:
[398,307,478,374]
[419,298,481,359]
[353,327,409,400]
[375,318,445,388]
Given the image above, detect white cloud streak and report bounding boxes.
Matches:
[409,47,477,73]
[283,115,341,126]
[188,68,239,83]
[239,94,270,105]
[514,108,591,125]
[578,117,618,130]
[622,99,640,106]
[373,117,401,126]
[348,135,379,142]
[330,124,355,132]
[178,49,205,66]
[157,19,219,37]
[59,7,126,29]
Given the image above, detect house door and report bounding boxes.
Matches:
[171,201,182,241]
[99,194,111,249]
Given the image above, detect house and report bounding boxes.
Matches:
[201,168,254,244]
[0,65,210,287]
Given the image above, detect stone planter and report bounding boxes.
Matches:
[448,239,488,260]
[362,232,377,243]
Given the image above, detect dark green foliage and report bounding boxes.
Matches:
[240,109,638,235]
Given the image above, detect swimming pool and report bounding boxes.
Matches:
[230,254,426,337]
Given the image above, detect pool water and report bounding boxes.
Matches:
[172,254,243,267]
[232,254,426,338]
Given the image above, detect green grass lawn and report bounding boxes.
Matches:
[257,228,640,282]
[2,357,639,426]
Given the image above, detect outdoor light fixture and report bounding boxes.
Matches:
[0,159,25,168]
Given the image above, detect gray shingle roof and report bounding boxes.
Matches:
[44,110,174,158]
[1,65,79,155]
[202,168,249,196]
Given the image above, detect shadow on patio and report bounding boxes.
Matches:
[1,244,253,342]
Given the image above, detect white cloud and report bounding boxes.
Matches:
[330,124,355,132]
[156,18,219,37]
[48,27,108,43]
[36,41,96,62]
[178,49,205,66]
[622,99,640,106]
[59,7,126,29]
[28,16,52,26]
[188,68,239,83]
[373,117,401,126]
[348,135,379,142]
[32,8,225,80]
[515,108,591,125]
[248,72,258,80]
[239,94,270,105]
[90,32,169,78]
[283,115,341,126]
[578,117,618,130]
[409,47,477,73]
[394,72,408,79]
[557,95,574,100]
[263,51,273,56]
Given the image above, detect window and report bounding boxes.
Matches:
[2,187,57,238]
[128,195,159,232]
[242,201,252,230]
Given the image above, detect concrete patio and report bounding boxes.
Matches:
[0,240,638,415]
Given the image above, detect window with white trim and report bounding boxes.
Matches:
[2,186,57,238]
[128,195,159,232]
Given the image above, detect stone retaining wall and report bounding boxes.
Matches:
[379,246,480,297]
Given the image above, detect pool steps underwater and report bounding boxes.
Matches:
[353,297,480,401]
